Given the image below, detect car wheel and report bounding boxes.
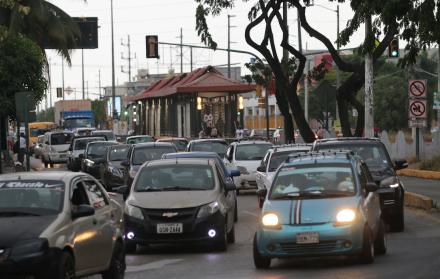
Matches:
[125,241,137,254]
[43,159,48,168]
[214,221,228,252]
[253,234,271,269]
[50,163,54,168]
[102,241,126,279]
[390,206,404,232]
[227,224,236,244]
[374,219,387,255]
[359,226,375,264]
[58,252,75,279]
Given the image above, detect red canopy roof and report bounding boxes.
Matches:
[127,66,255,102]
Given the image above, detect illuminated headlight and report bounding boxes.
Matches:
[262,213,279,228]
[335,209,356,224]
[237,166,249,175]
[389,183,399,188]
[197,201,220,218]
[85,159,94,167]
[380,176,399,188]
[124,203,144,220]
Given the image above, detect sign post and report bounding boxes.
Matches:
[408,80,427,161]
[15,92,35,171]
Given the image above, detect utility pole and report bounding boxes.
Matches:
[228,15,236,78]
[190,47,193,72]
[335,4,340,121]
[98,69,102,99]
[48,58,52,107]
[364,15,374,138]
[437,44,440,128]
[297,16,303,54]
[180,28,183,74]
[304,43,309,122]
[86,81,89,99]
[111,0,117,121]
[121,35,135,82]
[82,49,85,99]
[61,58,65,100]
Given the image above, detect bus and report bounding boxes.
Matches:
[29,122,56,147]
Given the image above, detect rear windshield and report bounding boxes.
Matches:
[109,146,130,161]
[74,137,105,150]
[132,146,176,165]
[268,150,310,172]
[127,136,154,144]
[192,141,228,155]
[92,131,115,141]
[235,144,272,161]
[161,140,188,151]
[51,133,72,145]
[87,142,117,159]
[135,165,215,191]
[0,180,65,215]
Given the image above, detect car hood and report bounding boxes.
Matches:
[263,197,360,225]
[51,144,70,153]
[128,190,219,209]
[0,215,57,247]
[236,160,261,172]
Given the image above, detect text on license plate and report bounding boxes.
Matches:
[157,223,183,234]
[296,232,319,244]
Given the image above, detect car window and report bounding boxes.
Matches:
[92,131,115,141]
[235,144,272,161]
[0,180,65,215]
[192,141,228,156]
[71,180,90,207]
[135,164,215,191]
[268,150,309,172]
[260,151,270,169]
[74,137,104,150]
[127,136,154,144]
[83,180,108,209]
[109,145,130,161]
[270,163,355,200]
[87,143,116,159]
[132,146,176,165]
[50,133,72,145]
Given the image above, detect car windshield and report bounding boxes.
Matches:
[93,131,115,141]
[64,119,92,129]
[31,128,51,137]
[192,141,228,156]
[135,165,215,191]
[132,146,176,165]
[74,138,104,150]
[236,144,272,161]
[0,180,65,216]
[127,136,154,144]
[270,164,356,200]
[316,143,392,170]
[109,146,130,161]
[268,150,309,172]
[50,133,72,145]
[87,143,116,159]
[168,140,188,151]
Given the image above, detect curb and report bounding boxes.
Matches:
[405,192,433,210]
[397,169,440,180]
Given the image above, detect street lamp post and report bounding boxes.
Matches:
[111,0,117,126]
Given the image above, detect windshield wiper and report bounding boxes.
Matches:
[162,186,201,191]
[136,187,162,192]
[0,211,41,217]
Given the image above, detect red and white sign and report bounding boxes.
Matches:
[409,99,427,118]
[408,80,427,98]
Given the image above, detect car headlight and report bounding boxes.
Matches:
[262,213,280,228]
[85,159,94,167]
[335,209,356,224]
[237,166,249,175]
[197,201,220,218]
[380,176,399,188]
[124,203,144,220]
[11,238,49,257]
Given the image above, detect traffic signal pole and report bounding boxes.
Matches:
[364,15,374,138]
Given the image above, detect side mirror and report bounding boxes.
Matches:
[225,182,236,191]
[45,141,49,145]
[365,182,379,192]
[256,166,266,173]
[229,169,240,177]
[115,186,128,195]
[121,160,130,167]
[78,153,84,160]
[71,205,95,219]
[68,147,73,152]
[394,160,408,170]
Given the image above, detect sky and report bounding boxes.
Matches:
[43,0,366,108]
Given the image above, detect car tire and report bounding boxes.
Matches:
[43,159,48,168]
[253,234,271,269]
[374,219,387,255]
[227,224,236,244]
[54,251,75,279]
[359,226,375,264]
[102,241,126,279]
[390,206,404,232]
[214,222,228,252]
[50,163,54,168]
[125,241,137,254]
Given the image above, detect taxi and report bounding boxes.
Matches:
[254,151,386,268]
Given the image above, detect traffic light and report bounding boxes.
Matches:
[388,38,399,58]
[146,36,159,58]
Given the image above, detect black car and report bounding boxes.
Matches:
[312,137,408,231]
[186,139,229,158]
[121,142,178,197]
[81,141,119,179]
[67,136,106,171]
[100,144,131,191]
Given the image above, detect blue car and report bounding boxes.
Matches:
[254,151,386,268]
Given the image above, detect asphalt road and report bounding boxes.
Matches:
[400,176,440,205]
[32,160,440,279]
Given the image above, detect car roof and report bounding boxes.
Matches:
[46,130,72,135]
[146,158,217,167]
[133,142,176,148]
[189,138,227,143]
[157,137,187,141]
[0,171,81,182]
[284,150,357,166]
[127,135,153,139]
[315,137,382,145]
[163,152,220,159]
[271,144,312,153]
[92,130,113,133]
[74,136,106,141]
[232,140,272,145]
[87,141,116,145]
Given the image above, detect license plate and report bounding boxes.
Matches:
[157,223,183,234]
[296,232,319,244]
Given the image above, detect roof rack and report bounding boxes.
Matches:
[317,137,381,143]
[286,150,355,162]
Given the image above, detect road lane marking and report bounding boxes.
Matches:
[127,259,183,273]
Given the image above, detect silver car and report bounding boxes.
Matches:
[0,172,125,279]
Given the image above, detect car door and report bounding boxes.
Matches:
[82,177,115,268]
[362,163,382,234]
[256,151,270,190]
[70,178,101,272]
[215,166,234,229]
[358,163,380,234]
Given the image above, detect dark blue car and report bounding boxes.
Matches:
[162,152,240,222]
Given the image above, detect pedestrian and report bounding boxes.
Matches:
[317,126,325,139]
[14,133,26,166]
[211,127,218,138]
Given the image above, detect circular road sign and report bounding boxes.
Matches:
[409,80,426,97]
[409,100,426,117]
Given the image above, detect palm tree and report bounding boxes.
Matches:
[0,0,81,65]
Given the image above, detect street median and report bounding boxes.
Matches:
[405,191,433,210]
[397,169,440,180]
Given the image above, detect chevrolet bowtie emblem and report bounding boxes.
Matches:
[162,212,178,218]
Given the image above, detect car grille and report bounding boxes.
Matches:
[141,207,198,222]
[280,241,339,254]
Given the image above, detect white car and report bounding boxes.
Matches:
[224,141,272,191]
[255,144,312,207]
[41,131,73,168]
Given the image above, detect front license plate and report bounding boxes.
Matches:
[296,232,319,244]
[157,223,183,234]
